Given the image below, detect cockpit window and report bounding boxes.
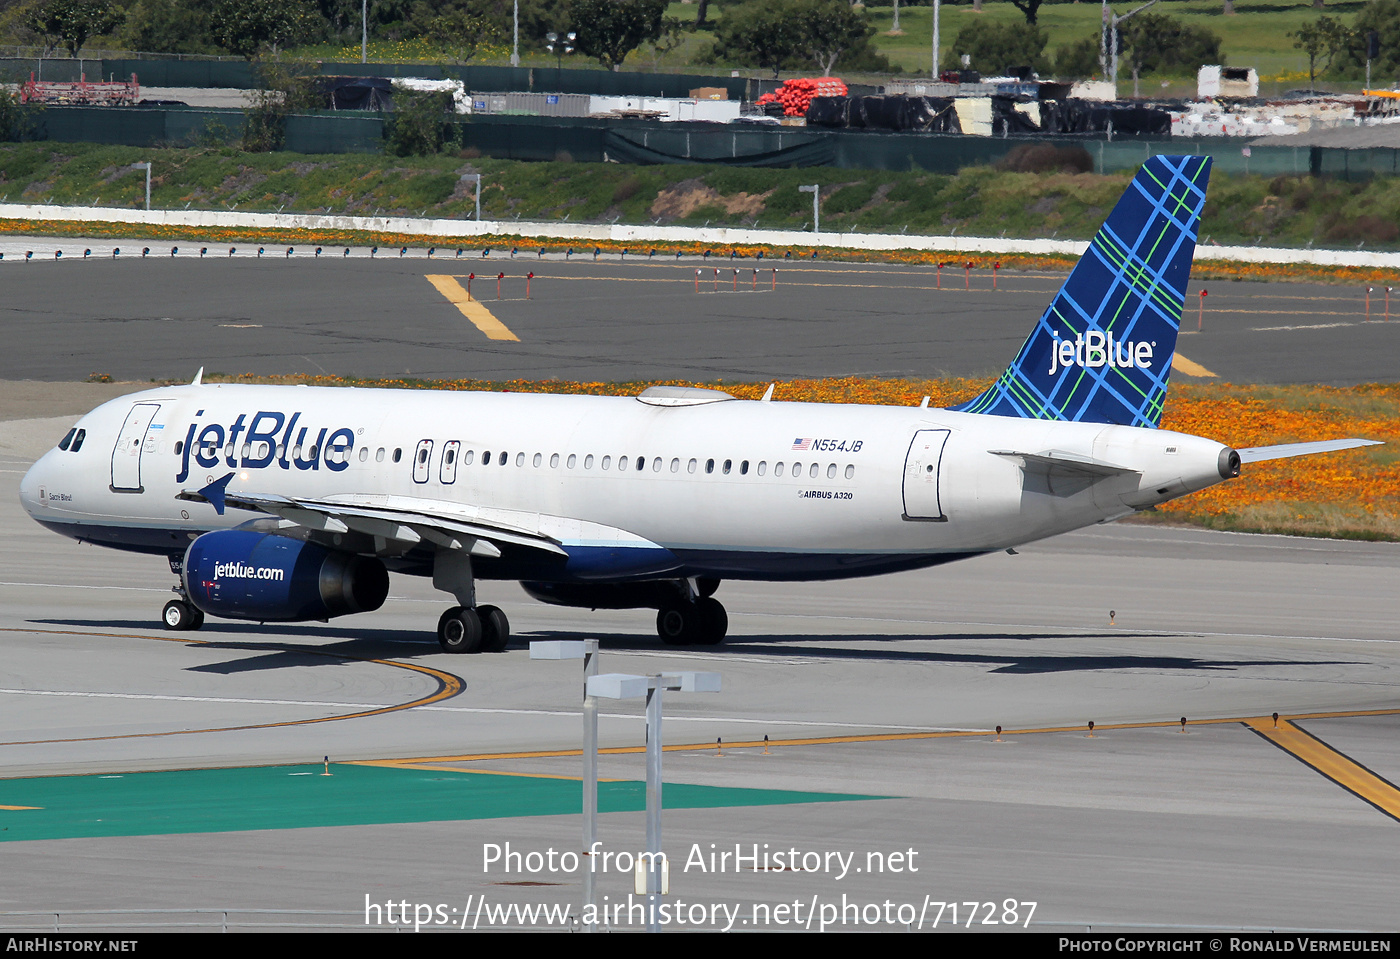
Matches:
[69,429,86,452]
[58,428,76,451]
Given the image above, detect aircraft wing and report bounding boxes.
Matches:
[178,474,566,557]
[1237,439,1383,464]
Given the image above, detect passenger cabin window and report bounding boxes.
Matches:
[392,448,402,463]
[376,448,386,462]
[757,461,767,476]
[601,455,610,470]
[498,451,508,466]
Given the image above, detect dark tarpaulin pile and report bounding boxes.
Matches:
[991,96,1043,134]
[315,76,395,111]
[1039,100,1172,136]
[806,95,961,133]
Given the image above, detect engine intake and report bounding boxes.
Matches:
[183,529,389,622]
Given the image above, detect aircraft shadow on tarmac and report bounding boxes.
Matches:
[526,629,1349,674]
[30,619,1355,675]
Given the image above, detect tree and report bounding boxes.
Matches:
[709,0,806,76]
[1008,0,1045,27]
[1290,16,1349,89]
[709,0,886,77]
[384,89,452,156]
[23,0,122,57]
[795,0,876,75]
[1118,13,1221,77]
[1334,0,1400,79]
[118,0,221,55]
[1053,35,1101,80]
[567,0,666,70]
[428,4,499,63]
[949,20,1049,75]
[209,0,322,59]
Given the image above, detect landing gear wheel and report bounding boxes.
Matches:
[438,606,483,653]
[655,602,700,646]
[162,600,203,631]
[694,597,727,646]
[478,605,511,652]
[657,604,695,645]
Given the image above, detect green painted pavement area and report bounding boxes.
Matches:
[0,763,886,842]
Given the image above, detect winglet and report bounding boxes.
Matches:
[178,471,235,515]
[191,366,204,386]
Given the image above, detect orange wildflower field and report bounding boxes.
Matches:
[200,371,1400,542]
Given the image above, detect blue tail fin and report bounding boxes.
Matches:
[953,154,1211,428]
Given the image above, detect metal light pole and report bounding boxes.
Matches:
[132,162,151,210]
[530,640,601,931]
[931,0,940,79]
[511,0,519,67]
[798,184,819,234]
[460,173,481,220]
[1103,0,1160,98]
[587,671,721,934]
[362,0,367,63]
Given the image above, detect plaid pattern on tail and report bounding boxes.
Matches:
[953,155,1211,428]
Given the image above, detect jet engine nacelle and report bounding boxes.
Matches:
[183,529,389,622]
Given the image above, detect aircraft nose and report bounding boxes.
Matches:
[19,449,61,520]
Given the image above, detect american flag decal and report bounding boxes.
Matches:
[792,438,811,450]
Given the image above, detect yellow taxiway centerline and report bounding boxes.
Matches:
[1170,353,1218,378]
[1244,717,1400,822]
[425,275,520,342]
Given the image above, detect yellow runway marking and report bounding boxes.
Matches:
[1171,353,1218,378]
[1245,717,1400,822]
[0,627,464,747]
[0,805,41,810]
[348,759,623,782]
[425,275,519,342]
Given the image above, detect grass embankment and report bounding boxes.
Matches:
[187,372,1400,542]
[7,143,1400,271]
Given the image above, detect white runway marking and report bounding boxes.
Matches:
[0,687,944,730]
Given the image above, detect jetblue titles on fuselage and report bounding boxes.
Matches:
[175,409,355,483]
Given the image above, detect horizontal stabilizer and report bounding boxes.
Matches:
[1238,439,1383,464]
[990,449,1139,477]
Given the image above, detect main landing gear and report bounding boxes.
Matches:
[162,555,203,631]
[656,595,727,646]
[437,605,511,654]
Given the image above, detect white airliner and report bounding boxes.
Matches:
[18,156,1379,652]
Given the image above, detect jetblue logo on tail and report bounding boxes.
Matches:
[1047,331,1155,376]
[954,155,1210,429]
